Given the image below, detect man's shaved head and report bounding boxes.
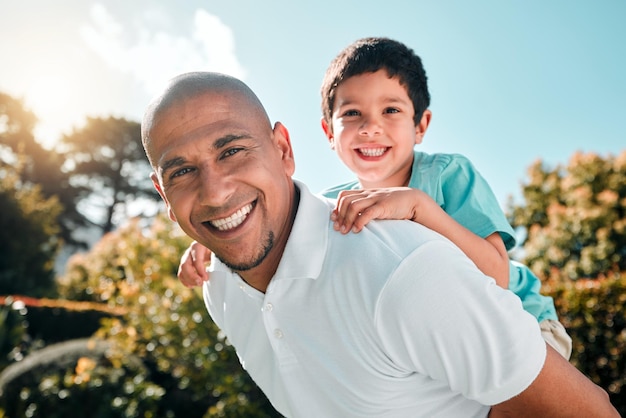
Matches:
[142,72,269,166]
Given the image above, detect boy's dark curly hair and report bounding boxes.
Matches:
[320,37,430,129]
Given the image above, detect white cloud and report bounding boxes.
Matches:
[81,4,247,97]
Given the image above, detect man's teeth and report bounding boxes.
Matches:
[360,147,386,157]
[210,204,253,231]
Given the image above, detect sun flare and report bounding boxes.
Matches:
[25,75,75,148]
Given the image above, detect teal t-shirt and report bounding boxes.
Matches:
[322,151,557,322]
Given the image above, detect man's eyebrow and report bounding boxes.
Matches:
[160,156,186,177]
[214,133,249,149]
[158,134,250,177]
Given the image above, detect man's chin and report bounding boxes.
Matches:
[216,232,274,273]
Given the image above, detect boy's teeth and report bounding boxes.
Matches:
[210,204,253,231]
[360,147,386,157]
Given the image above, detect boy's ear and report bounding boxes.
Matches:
[320,118,336,149]
[414,109,432,145]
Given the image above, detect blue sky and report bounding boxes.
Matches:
[1,0,624,209]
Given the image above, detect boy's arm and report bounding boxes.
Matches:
[332,187,510,287]
[489,344,619,417]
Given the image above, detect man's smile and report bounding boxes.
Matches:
[206,202,254,232]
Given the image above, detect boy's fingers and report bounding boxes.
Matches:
[351,207,377,233]
[333,198,353,233]
[192,253,208,276]
[339,201,370,233]
[336,193,383,232]
[178,263,202,288]
[177,241,212,288]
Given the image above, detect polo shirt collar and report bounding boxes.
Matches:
[271,180,329,282]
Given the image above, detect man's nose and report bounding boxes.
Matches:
[198,165,233,207]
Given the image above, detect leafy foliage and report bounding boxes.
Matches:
[0,93,37,159]
[59,117,160,235]
[0,161,61,297]
[508,150,626,414]
[0,92,79,248]
[543,272,626,416]
[508,151,626,279]
[0,338,163,418]
[54,214,279,417]
[0,299,32,373]
[2,92,162,248]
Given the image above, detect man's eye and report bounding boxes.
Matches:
[172,167,194,178]
[222,147,242,158]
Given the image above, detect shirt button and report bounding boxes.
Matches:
[274,329,284,339]
[265,303,274,312]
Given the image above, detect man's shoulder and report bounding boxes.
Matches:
[348,218,454,261]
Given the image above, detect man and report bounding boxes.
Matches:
[142,71,618,417]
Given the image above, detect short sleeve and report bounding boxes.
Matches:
[320,180,360,199]
[375,239,546,405]
[438,155,517,250]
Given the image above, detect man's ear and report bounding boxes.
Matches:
[273,122,296,176]
[415,109,432,145]
[151,172,177,222]
[321,118,336,149]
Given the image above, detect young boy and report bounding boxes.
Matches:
[177,37,572,359]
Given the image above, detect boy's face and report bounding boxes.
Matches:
[323,70,429,188]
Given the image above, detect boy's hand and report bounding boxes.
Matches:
[331,187,429,233]
[178,241,212,287]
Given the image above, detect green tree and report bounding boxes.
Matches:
[0,91,82,248]
[507,151,626,414]
[0,92,38,161]
[55,214,279,417]
[544,272,626,415]
[59,117,161,236]
[0,161,62,296]
[508,151,626,280]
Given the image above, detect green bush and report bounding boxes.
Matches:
[544,271,626,415]
[507,151,626,280]
[507,151,626,414]
[54,215,280,417]
[0,162,61,297]
[0,338,164,418]
[0,300,31,372]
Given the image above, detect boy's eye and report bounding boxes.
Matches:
[384,107,400,114]
[342,109,360,117]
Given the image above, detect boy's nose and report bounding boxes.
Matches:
[358,117,382,137]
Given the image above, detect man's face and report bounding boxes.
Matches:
[147,90,295,281]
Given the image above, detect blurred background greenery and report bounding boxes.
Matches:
[1,92,625,416]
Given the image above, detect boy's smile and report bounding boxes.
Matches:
[325,70,427,188]
[357,146,388,158]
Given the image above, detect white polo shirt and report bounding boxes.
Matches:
[203,181,546,418]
